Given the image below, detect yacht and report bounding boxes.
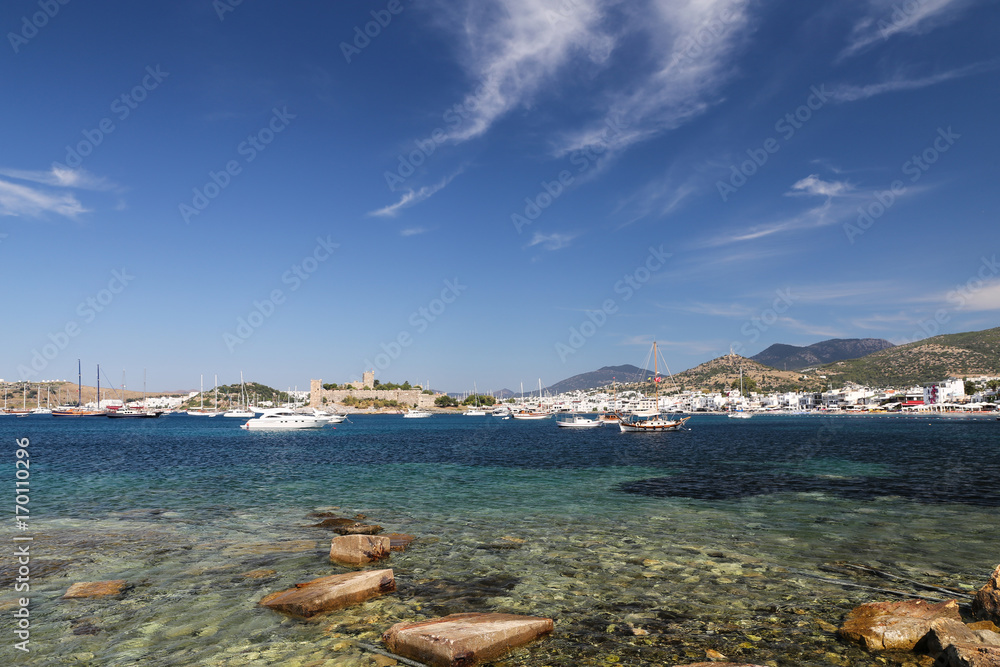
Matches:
[402,408,432,418]
[617,341,692,433]
[240,408,327,430]
[556,414,603,428]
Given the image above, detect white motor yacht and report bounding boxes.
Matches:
[240,408,327,430]
[556,414,603,428]
[402,409,432,418]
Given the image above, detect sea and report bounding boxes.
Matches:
[1,412,997,666]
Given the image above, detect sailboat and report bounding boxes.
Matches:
[463,382,487,416]
[224,372,255,418]
[5,382,31,415]
[107,370,160,418]
[512,379,550,419]
[617,342,691,432]
[30,384,52,415]
[53,361,105,416]
[187,374,222,416]
[728,361,753,419]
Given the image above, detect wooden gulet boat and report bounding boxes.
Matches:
[617,341,691,432]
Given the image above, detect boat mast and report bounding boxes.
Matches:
[96,364,100,410]
[77,359,82,406]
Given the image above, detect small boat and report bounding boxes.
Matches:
[223,407,256,418]
[311,408,347,423]
[556,414,603,428]
[402,409,432,418]
[728,410,752,419]
[240,408,327,430]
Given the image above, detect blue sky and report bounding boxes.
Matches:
[2,0,997,393]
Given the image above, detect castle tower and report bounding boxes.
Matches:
[362,370,375,389]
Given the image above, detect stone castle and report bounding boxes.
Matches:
[309,371,438,409]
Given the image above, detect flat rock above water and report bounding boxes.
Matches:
[839,599,962,651]
[259,569,395,618]
[382,612,554,667]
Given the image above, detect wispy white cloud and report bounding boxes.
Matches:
[830,61,999,102]
[0,166,116,191]
[0,165,118,219]
[436,0,611,144]
[527,231,577,250]
[840,0,976,59]
[368,169,463,217]
[556,0,753,157]
[787,174,853,198]
[400,226,429,237]
[0,179,89,218]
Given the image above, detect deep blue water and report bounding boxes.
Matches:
[2,413,997,666]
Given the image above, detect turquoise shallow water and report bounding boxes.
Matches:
[1,413,997,666]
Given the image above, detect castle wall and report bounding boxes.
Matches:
[308,379,437,409]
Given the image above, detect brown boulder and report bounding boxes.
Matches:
[384,533,416,552]
[259,569,395,618]
[62,580,127,599]
[329,534,391,565]
[932,643,1000,667]
[973,565,1000,624]
[383,612,553,667]
[924,619,985,657]
[839,599,962,651]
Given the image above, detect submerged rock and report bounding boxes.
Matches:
[259,569,395,618]
[973,565,1000,625]
[62,580,128,599]
[382,612,553,667]
[670,664,768,667]
[839,599,962,651]
[310,517,358,529]
[384,533,415,552]
[333,523,383,535]
[329,535,391,565]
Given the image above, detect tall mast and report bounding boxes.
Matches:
[78,359,82,406]
[96,364,100,410]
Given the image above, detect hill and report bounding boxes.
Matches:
[813,327,1000,387]
[544,365,651,395]
[670,355,823,395]
[751,338,894,370]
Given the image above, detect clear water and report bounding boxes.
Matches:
[2,413,996,666]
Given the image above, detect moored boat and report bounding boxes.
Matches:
[240,408,327,430]
[556,414,602,428]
